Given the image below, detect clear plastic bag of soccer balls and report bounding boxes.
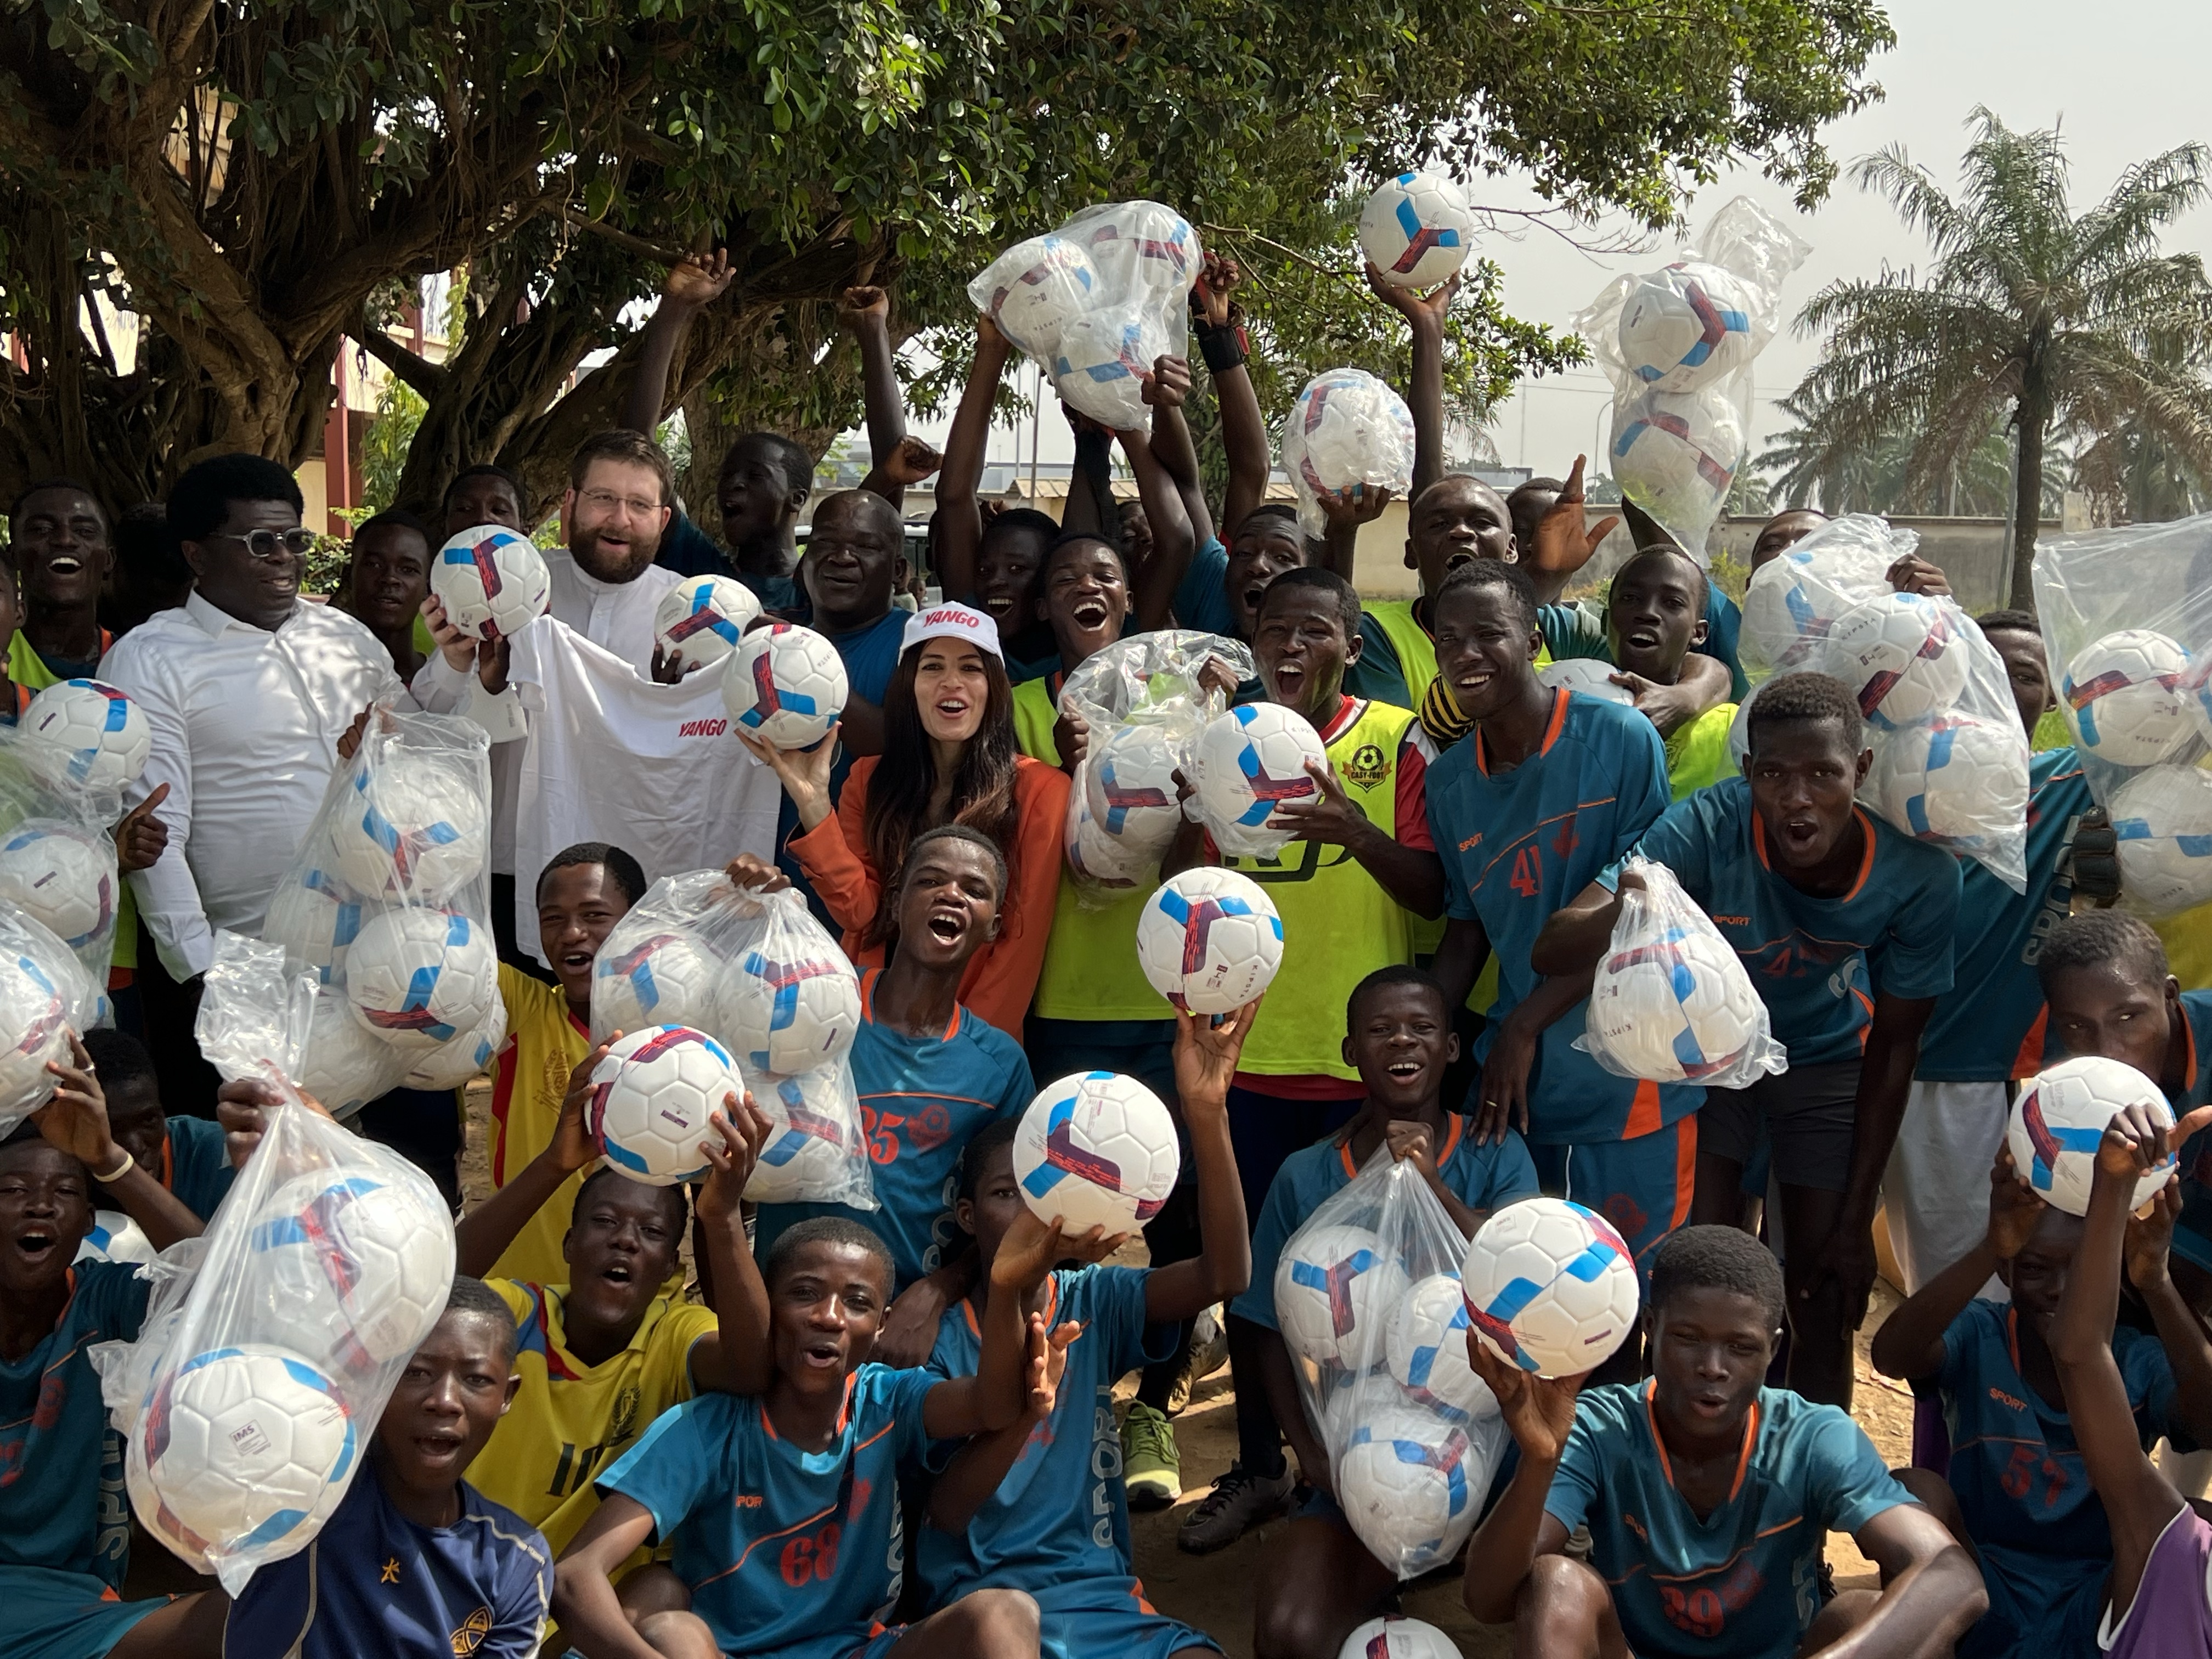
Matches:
[1574,856,1786,1088]
[2032,514,2212,916]
[100,930,456,1592]
[1575,196,1810,562]
[0,708,134,1006]
[0,900,103,1137]
[967,200,1201,430]
[258,707,499,1119]
[1058,631,1254,904]
[1273,1144,1507,1579]
[1280,369,1417,538]
[590,871,876,1210]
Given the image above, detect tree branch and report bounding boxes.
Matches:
[354,325,447,399]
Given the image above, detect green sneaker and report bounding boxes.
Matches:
[1121,1401,1182,1509]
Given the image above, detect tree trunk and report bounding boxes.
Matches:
[2007,393,2049,611]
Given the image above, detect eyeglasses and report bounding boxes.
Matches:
[577,487,665,519]
[203,528,317,560]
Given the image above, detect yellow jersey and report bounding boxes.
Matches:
[486,964,596,1286]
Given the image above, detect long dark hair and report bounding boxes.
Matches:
[862,641,1022,946]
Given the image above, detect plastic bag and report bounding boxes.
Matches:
[0,725,125,1002]
[592,873,875,1210]
[0,904,103,1137]
[260,707,499,1112]
[1575,857,1787,1087]
[2032,514,2212,916]
[1274,1144,1506,1579]
[1739,512,1901,675]
[1059,631,1252,905]
[1280,369,1417,537]
[1575,197,1809,562]
[97,932,455,1592]
[967,200,1200,428]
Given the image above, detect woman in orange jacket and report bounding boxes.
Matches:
[736,601,1069,1036]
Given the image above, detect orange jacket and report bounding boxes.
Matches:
[788,753,1070,1037]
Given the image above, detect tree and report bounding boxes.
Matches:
[1785,109,2212,606]
[1755,383,2069,517]
[2,0,1895,520]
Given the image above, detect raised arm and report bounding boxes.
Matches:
[687,1098,774,1395]
[33,1035,202,1249]
[1871,1150,2045,1380]
[839,287,941,509]
[1269,759,1445,919]
[1519,456,1618,607]
[2124,1178,2212,1448]
[1121,403,1198,636]
[1143,1003,1257,1322]
[1193,255,1272,537]
[621,253,735,438]
[1144,354,1215,549]
[923,1210,1102,1438]
[935,318,1015,605]
[1842,1503,1990,1658]
[924,1314,1078,1535]
[1460,1342,1583,1625]
[454,1045,607,1278]
[1313,485,1392,584]
[1366,263,1457,501]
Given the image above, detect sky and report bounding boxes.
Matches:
[917,0,2212,485]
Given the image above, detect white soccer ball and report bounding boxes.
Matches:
[1052,309,1163,430]
[654,575,762,673]
[401,1006,505,1091]
[431,524,551,641]
[1462,1199,1640,1378]
[1824,593,1969,728]
[1012,1071,1181,1234]
[20,678,151,789]
[1358,171,1476,289]
[344,908,498,1052]
[1587,923,1763,1084]
[1742,549,1858,673]
[743,1073,856,1204]
[2006,1056,2175,1216]
[1539,658,1635,706]
[77,1207,156,1266]
[0,944,72,1116]
[325,753,488,905]
[1071,200,1199,296]
[1066,789,1148,890]
[1283,370,1418,501]
[297,988,403,1121]
[588,1025,738,1186]
[262,867,367,986]
[722,624,849,750]
[1617,260,1758,394]
[1338,1615,1464,1659]
[594,928,725,1038]
[984,234,1100,358]
[1387,1273,1499,1421]
[1274,1222,1410,1365]
[1085,723,1184,847]
[1193,703,1328,837]
[134,1344,357,1560]
[2062,630,2196,768]
[1323,1373,1426,1450]
[1336,1407,1477,1572]
[1610,388,1744,533]
[2110,763,2212,914]
[241,1169,455,1365]
[0,823,114,950]
[1867,713,2029,845]
[1136,868,1284,1014]
[718,939,861,1077]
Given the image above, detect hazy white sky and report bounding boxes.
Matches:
[926,0,2212,484]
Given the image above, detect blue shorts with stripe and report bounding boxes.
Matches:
[7,1566,169,1659]
[1527,1115,1698,1282]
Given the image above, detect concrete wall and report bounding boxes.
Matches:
[1711,515,2052,615]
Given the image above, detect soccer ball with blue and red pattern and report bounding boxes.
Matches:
[76,1207,156,1267]
[1051,308,1164,430]
[1274,1222,1410,1365]
[0,822,113,950]
[984,233,1099,358]
[1461,1198,1639,1378]
[1358,171,1476,290]
[21,677,150,788]
[1084,723,1183,848]
[0,941,75,1116]
[430,523,550,641]
[2006,1056,2174,1216]
[1135,867,1284,1015]
[1069,199,1200,297]
[263,867,365,986]
[296,988,402,1120]
[654,574,763,674]
[1824,592,1968,729]
[344,907,498,1052]
[1586,923,1763,1085]
[1012,1071,1180,1234]
[595,927,724,1039]
[1610,387,1743,534]
[588,1025,738,1187]
[1617,260,1757,393]
[2061,629,2196,768]
[1336,1406,1476,1571]
[325,752,488,906]
[243,1169,455,1365]
[718,938,862,1076]
[742,1074,855,1204]
[402,1002,506,1092]
[722,623,848,750]
[1336,1615,1464,1659]
[1282,369,1417,501]
[2110,762,2212,915]
[1386,1272,1500,1421]
[1192,702,1328,836]
[1867,712,2028,846]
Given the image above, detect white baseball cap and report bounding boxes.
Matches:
[901,600,1002,661]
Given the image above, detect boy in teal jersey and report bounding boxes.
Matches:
[83,1029,232,1222]
[1463,1224,1985,1658]
[1870,1145,2212,1659]
[1423,560,1698,1286]
[917,996,1259,1659]
[1538,672,1962,1408]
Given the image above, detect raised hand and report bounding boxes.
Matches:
[1313,484,1393,531]
[1193,252,1242,329]
[1172,996,1262,1107]
[733,721,840,829]
[1269,759,1368,846]
[32,1033,118,1171]
[665,250,736,311]
[723,851,792,894]
[696,1096,773,1227]
[883,435,944,486]
[214,1074,334,1170]
[1141,356,1193,411]
[1523,455,1618,578]
[1465,1333,1586,1465]
[2126,1178,2182,1292]
[992,1209,1125,1293]
[114,783,171,873]
[551,1041,615,1174]
[1022,1313,1084,1421]
[1985,1146,2046,1261]
[838,285,891,329]
[1365,261,1459,331]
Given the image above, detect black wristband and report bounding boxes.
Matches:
[1192,314,1249,375]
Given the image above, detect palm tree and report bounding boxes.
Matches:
[1789,109,2212,606]
[1757,384,2067,518]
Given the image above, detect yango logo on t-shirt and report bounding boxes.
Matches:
[676,717,729,738]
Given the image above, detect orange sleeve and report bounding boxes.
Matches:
[955,757,1071,1036]
[789,756,885,948]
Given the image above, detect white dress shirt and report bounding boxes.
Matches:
[103,592,409,979]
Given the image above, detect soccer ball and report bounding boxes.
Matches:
[77,1207,156,1266]
[1824,593,1968,727]
[344,908,498,1051]
[297,989,403,1120]
[242,1170,455,1364]
[1617,261,1757,394]
[2188,654,2212,752]
[1085,723,1184,847]
[1193,703,1328,834]
[743,1073,855,1204]
[1386,1273,1499,1420]
[1742,550,1859,672]
[1323,1373,1426,1449]
[0,823,114,949]
[2109,763,2212,913]
[1136,868,1284,1014]
[719,940,861,1077]
[0,944,71,1116]
[1539,658,1635,706]
[984,234,1099,358]
[1338,1615,1465,1659]
[722,624,849,750]
[134,1344,356,1559]
[20,679,151,788]
[401,1007,505,1091]
[1283,370,1417,503]
[1274,1222,1410,1365]
[1070,199,1199,296]
[431,524,550,641]
[1013,1071,1181,1233]
[1610,388,1743,533]
[1358,171,1476,289]
[1336,1407,1476,1571]
[1586,923,1763,1083]
[654,575,763,673]
[1462,1199,1640,1378]
[2062,630,2196,768]
[325,753,488,905]
[2007,1056,2175,1216]
[588,1026,738,1186]
[262,867,366,987]
[1867,713,2028,844]
[594,928,725,1039]
[1066,790,1148,889]
[1052,308,1163,430]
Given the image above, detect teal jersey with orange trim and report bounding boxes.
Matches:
[596,1364,936,1657]
[2155,994,2212,1274]
[754,969,1033,1290]
[1545,1382,1913,1659]
[1426,687,1696,1144]
[163,1113,235,1221]
[1611,775,1961,1066]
